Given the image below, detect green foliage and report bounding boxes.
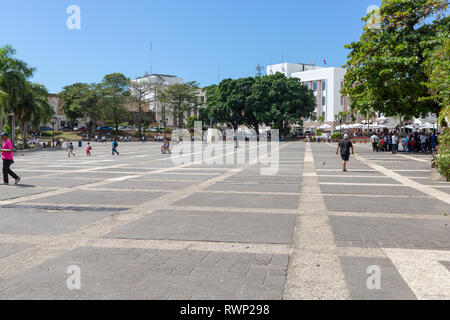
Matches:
[424,32,450,126]
[158,81,201,128]
[101,73,130,130]
[203,73,315,137]
[185,116,197,130]
[437,127,450,181]
[315,129,323,136]
[59,83,103,131]
[0,45,51,144]
[342,0,449,119]
[332,132,343,140]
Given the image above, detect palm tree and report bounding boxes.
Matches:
[16,82,53,146]
[1,45,52,146]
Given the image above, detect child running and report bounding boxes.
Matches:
[86,142,92,156]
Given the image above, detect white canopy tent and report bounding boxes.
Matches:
[335,124,348,131]
[319,124,332,130]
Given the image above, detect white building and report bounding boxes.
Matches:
[266,63,350,130]
[131,74,206,128]
[47,94,67,129]
[131,74,184,126]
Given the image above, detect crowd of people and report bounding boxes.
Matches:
[370,131,439,154]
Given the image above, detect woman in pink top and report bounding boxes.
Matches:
[1,132,20,185]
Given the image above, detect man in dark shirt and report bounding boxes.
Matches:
[336,134,354,172]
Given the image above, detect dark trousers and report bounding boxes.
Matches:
[3,159,18,184]
[372,142,378,152]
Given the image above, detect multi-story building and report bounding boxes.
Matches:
[266,63,350,131]
[130,73,206,128]
[130,74,184,127]
[47,94,67,129]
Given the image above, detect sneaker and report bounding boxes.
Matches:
[15,177,21,185]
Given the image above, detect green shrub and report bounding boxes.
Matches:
[437,127,450,181]
[332,132,342,140]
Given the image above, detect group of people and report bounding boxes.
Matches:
[94,135,131,144]
[370,131,439,154]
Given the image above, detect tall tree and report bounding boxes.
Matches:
[342,0,449,120]
[59,83,104,134]
[249,73,316,138]
[203,74,315,137]
[159,82,201,128]
[129,79,155,136]
[0,45,35,133]
[424,31,450,126]
[199,84,229,128]
[101,73,130,131]
[17,82,53,146]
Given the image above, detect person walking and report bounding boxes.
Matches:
[86,142,92,157]
[431,131,438,152]
[112,139,120,156]
[371,133,379,152]
[392,132,399,154]
[419,132,427,152]
[68,142,75,157]
[401,135,409,153]
[336,134,354,172]
[1,133,20,185]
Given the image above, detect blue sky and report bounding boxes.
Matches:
[0,0,382,93]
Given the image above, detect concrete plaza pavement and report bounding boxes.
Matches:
[0,141,448,300]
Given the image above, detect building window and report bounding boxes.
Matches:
[322,112,326,119]
[200,96,205,103]
[313,82,317,91]
[322,96,326,106]
[322,80,326,91]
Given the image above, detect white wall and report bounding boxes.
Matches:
[291,67,346,122]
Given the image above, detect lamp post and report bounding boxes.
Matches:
[8,109,15,144]
[51,116,59,147]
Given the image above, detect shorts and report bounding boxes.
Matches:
[341,153,350,161]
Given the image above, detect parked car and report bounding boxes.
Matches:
[97,126,115,131]
[40,126,53,131]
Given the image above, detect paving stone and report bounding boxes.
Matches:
[31,190,167,206]
[0,247,288,300]
[0,243,33,259]
[330,216,450,250]
[0,207,112,236]
[173,192,299,209]
[324,195,449,215]
[105,210,295,244]
[339,256,416,300]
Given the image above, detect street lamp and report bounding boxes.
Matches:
[8,109,15,144]
[51,116,59,147]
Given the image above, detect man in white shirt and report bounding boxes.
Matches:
[391,132,399,154]
[420,133,427,152]
[371,134,379,152]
